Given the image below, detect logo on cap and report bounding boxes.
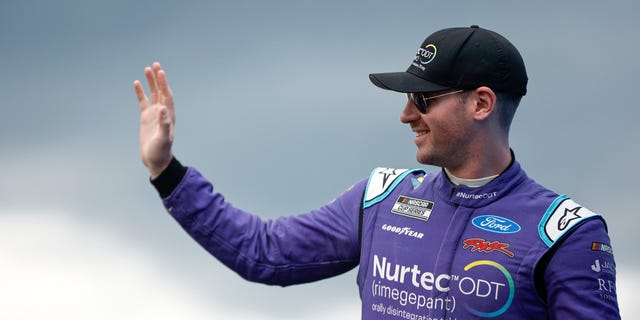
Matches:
[412,44,436,71]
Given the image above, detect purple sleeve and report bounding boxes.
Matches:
[162,167,364,286]
[544,218,620,319]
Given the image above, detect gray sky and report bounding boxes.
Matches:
[1,0,638,318]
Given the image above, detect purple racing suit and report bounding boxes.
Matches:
[153,157,620,319]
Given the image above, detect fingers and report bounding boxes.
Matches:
[153,61,162,74]
[156,69,174,111]
[133,80,149,110]
[135,62,173,113]
[145,66,158,104]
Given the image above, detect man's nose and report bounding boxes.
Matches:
[400,97,420,124]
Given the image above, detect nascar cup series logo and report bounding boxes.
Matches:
[412,44,436,71]
[391,196,434,221]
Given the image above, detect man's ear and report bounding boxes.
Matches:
[473,86,497,121]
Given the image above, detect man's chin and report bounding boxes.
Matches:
[416,153,431,165]
[416,152,442,167]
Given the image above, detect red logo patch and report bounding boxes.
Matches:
[463,238,514,257]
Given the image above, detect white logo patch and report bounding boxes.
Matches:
[365,168,409,203]
[391,195,434,221]
[539,197,598,247]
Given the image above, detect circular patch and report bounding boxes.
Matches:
[417,44,437,65]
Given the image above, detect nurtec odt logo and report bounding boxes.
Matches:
[412,44,436,71]
[371,255,514,317]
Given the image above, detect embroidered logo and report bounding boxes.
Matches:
[539,196,598,247]
[591,259,616,275]
[558,206,582,231]
[471,215,521,234]
[381,224,424,239]
[591,242,614,255]
[391,195,434,221]
[364,168,409,203]
[463,238,515,257]
[412,44,437,70]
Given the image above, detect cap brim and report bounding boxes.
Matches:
[369,71,450,93]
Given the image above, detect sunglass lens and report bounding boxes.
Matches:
[411,93,426,113]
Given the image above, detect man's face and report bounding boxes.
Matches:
[400,90,474,168]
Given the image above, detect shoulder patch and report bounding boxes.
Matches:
[538,195,600,247]
[363,167,425,209]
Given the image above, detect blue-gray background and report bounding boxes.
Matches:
[1,0,637,319]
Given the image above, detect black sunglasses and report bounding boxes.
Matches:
[408,89,465,114]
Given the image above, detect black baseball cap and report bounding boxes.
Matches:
[369,25,528,95]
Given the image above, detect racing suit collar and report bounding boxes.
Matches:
[436,155,527,208]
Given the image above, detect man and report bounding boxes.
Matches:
[134,25,620,319]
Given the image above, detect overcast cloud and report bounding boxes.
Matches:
[0,0,638,319]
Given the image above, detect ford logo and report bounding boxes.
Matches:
[472,215,521,234]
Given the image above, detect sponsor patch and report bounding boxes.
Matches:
[595,276,618,302]
[471,215,521,234]
[591,242,614,255]
[463,238,515,257]
[455,191,498,200]
[365,168,409,202]
[391,195,434,221]
[371,255,515,317]
[363,167,426,209]
[381,224,424,239]
[591,259,616,275]
[538,195,599,247]
[412,44,437,71]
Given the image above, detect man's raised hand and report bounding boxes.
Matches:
[134,62,176,179]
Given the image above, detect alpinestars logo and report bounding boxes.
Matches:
[379,168,400,190]
[539,196,598,248]
[558,206,581,231]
